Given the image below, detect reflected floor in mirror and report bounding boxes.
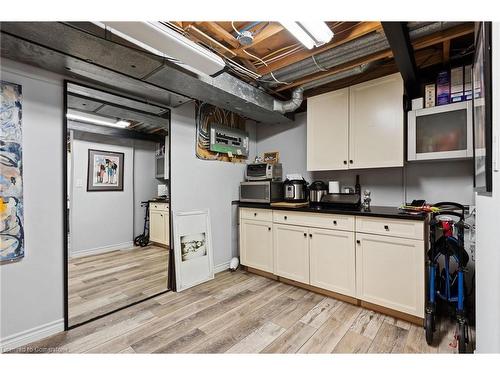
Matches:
[68,245,169,327]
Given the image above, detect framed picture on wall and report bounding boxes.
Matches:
[87,149,124,191]
[173,209,214,291]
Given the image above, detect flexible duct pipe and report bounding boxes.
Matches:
[273,87,304,114]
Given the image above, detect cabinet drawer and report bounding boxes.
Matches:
[355,216,424,240]
[150,202,169,212]
[273,210,354,231]
[240,208,273,222]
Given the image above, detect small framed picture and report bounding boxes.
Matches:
[173,209,214,291]
[87,149,124,191]
[263,151,280,164]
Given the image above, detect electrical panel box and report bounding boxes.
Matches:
[209,123,249,157]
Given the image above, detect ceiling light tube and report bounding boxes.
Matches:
[298,21,334,46]
[280,21,316,49]
[67,110,130,128]
[99,22,226,76]
[280,21,334,49]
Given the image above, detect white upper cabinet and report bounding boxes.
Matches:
[307,88,349,171]
[349,73,404,168]
[307,73,404,171]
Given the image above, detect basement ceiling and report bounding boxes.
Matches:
[171,21,475,98]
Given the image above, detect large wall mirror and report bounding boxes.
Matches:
[64,82,172,328]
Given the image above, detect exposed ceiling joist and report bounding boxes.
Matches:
[185,24,237,58]
[257,21,382,75]
[233,24,284,54]
[412,23,474,50]
[443,40,451,63]
[200,22,240,49]
[382,22,419,98]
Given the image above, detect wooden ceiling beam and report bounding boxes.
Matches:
[233,23,284,54]
[185,25,237,58]
[257,21,383,75]
[443,39,451,64]
[412,23,474,50]
[199,22,240,49]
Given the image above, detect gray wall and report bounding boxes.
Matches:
[70,131,159,255]
[0,61,65,345]
[71,134,134,255]
[257,112,475,206]
[170,102,256,269]
[475,22,500,353]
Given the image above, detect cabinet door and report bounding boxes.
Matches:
[309,228,356,297]
[150,210,166,244]
[307,88,349,171]
[273,224,310,283]
[240,219,273,273]
[355,233,425,317]
[349,73,404,168]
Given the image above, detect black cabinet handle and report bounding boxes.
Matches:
[303,233,307,237]
[254,212,257,216]
[356,240,361,244]
[268,227,271,231]
[333,220,337,225]
[349,160,353,164]
[343,160,347,165]
[284,216,287,220]
[309,234,312,238]
[384,225,389,231]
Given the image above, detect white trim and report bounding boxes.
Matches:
[0,319,64,353]
[214,261,231,274]
[70,241,135,258]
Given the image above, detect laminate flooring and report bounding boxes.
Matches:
[68,245,169,327]
[15,270,474,354]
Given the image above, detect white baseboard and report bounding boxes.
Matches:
[214,261,231,274]
[70,241,134,258]
[0,319,64,352]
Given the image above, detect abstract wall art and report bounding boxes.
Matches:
[87,149,124,191]
[1,81,24,263]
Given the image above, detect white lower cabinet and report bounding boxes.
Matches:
[309,228,356,297]
[240,219,273,273]
[355,233,425,318]
[149,203,169,246]
[273,224,310,284]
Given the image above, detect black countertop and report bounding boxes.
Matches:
[237,202,427,221]
[149,197,169,203]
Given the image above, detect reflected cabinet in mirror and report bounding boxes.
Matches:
[65,82,171,327]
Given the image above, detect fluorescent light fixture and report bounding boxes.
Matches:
[67,109,130,128]
[280,21,334,49]
[99,22,226,76]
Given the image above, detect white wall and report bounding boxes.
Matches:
[170,102,256,269]
[0,60,65,348]
[257,112,475,206]
[475,22,500,353]
[70,132,134,255]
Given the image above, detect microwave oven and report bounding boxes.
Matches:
[245,162,282,181]
[408,101,473,161]
[239,181,283,203]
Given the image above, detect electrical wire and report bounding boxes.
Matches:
[242,49,289,85]
[231,21,240,35]
[311,55,328,72]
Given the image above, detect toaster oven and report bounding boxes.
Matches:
[245,162,282,181]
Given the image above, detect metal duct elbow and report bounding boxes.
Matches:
[273,87,304,114]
